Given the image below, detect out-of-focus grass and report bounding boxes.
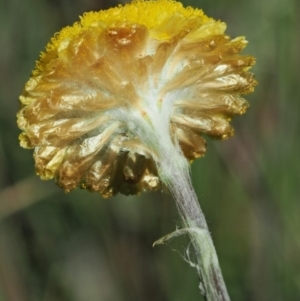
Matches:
[0,0,299,300]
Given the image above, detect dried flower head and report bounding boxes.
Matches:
[17,0,256,197]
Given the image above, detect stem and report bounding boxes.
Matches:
[157,145,231,301]
[136,94,230,300]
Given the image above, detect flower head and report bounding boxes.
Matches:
[17,0,256,197]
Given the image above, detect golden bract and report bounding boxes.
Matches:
[17,0,257,197]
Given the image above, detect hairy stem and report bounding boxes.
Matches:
[157,146,230,301]
[139,96,230,300]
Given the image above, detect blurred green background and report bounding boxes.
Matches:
[0,0,299,300]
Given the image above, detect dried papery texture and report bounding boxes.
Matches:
[17,0,256,197]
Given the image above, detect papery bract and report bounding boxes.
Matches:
[17,0,256,197]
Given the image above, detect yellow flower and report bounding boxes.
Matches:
[17,0,256,197]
